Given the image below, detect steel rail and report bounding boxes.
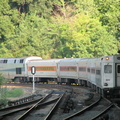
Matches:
[44,93,65,120]
[0,97,43,118]
[90,103,113,120]
[64,96,101,120]
[16,91,54,120]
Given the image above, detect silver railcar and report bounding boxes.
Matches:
[27,59,61,83]
[58,58,81,84]
[0,56,42,82]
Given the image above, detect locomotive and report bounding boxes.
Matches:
[0,56,42,82]
[0,54,120,98]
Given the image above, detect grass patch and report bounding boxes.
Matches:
[7,88,24,97]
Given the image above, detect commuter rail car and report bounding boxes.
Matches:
[0,56,42,82]
[85,55,120,98]
[27,59,61,83]
[57,58,80,84]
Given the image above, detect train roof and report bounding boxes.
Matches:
[28,58,62,63]
[59,58,81,62]
[0,56,42,63]
[0,56,42,59]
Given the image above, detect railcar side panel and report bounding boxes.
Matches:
[95,59,101,88]
[58,59,79,79]
[27,59,60,82]
[78,59,88,81]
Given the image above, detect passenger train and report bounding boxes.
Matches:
[0,54,120,98]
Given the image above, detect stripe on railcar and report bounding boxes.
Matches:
[28,66,56,71]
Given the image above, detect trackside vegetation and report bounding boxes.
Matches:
[0,73,24,107]
[6,88,24,98]
[0,0,120,58]
[0,73,8,107]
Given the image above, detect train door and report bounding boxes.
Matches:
[116,64,120,87]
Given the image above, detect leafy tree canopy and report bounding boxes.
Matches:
[0,0,119,58]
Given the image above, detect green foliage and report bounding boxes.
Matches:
[0,14,54,58]
[0,73,8,85]
[0,87,24,107]
[0,74,9,107]
[94,0,120,41]
[6,88,24,97]
[0,0,119,58]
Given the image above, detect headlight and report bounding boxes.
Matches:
[104,83,108,86]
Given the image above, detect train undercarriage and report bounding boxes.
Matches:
[12,77,120,99]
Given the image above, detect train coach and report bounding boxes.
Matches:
[97,55,120,97]
[27,59,61,83]
[0,56,42,82]
[57,58,81,84]
[86,55,120,98]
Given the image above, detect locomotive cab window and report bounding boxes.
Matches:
[117,65,120,73]
[104,65,112,73]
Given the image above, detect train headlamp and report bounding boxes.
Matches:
[106,57,109,60]
[104,83,108,86]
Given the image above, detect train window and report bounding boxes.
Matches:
[69,67,77,72]
[37,67,55,71]
[96,70,101,75]
[14,60,16,63]
[117,65,120,73]
[3,60,7,63]
[117,57,120,60]
[91,69,95,73]
[20,59,24,63]
[87,68,90,72]
[79,67,86,72]
[16,68,22,74]
[60,66,77,72]
[104,65,112,73]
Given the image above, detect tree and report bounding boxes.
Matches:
[70,14,118,57]
[0,14,54,58]
[29,0,53,18]
[51,14,118,58]
[0,0,119,58]
[0,0,16,43]
[50,17,72,58]
[94,0,120,42]
[10,0,33,14]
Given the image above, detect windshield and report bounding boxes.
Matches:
[104,65,112,73]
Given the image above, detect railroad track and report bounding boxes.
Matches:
[0,91,53,120]
[63,96,113,120]
[0,94,42,119]
[0,90,64,120]
[17,91,64,120]
[2,83,120,120]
